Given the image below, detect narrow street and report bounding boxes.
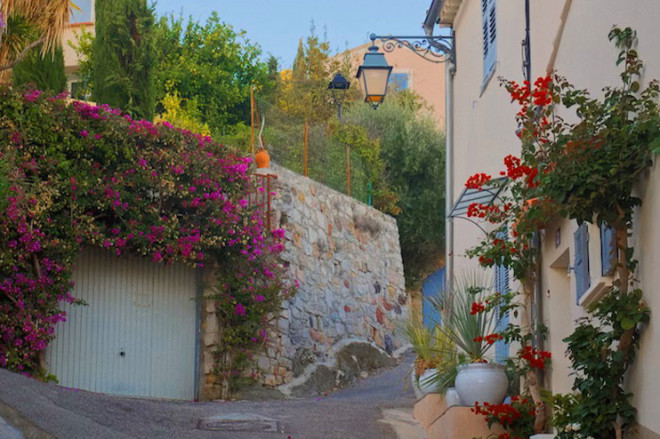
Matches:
[0,353,423,439]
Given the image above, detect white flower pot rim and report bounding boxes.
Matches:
[457,363,506,371]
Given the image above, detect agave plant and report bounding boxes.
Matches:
[430,272,499,363]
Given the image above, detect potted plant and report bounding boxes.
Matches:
[432,274,508,406]
[402,315,459,397]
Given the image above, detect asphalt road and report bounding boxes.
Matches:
[0,353,420,439]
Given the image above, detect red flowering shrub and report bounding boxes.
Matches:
[0,86,294,383]
[472,396,540,439]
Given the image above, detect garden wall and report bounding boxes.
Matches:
[257,164,408,388]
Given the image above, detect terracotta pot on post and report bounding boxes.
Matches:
[255,148,270,169]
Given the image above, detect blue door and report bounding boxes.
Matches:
[422,268,445,329]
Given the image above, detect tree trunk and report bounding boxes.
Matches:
[520,274,546,433]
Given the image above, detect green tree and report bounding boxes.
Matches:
[91,0,156,120]
[0,0,71,76]
[153,13,269,135]
[154,92,210,135]
[12,44,66,92]
[343,91,446,287]
[277,25,345,122]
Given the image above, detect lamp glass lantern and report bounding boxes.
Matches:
[356,45,393,109]
[328,72,351,110]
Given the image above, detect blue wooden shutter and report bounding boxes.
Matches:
[574,224,590,303]
[600,224,616,276]
[493,263,509,363]
[482,0,497,81]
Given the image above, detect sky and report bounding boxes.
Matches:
[154,0,436,69]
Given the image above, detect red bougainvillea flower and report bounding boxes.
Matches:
[465,172,492,190]
[519,346,551,369]
[470,302,486,315]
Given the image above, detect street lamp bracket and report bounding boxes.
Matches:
[369,32,455,65]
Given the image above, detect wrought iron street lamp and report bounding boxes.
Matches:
[327,72,353,195]
[355,45,393,109]
[357,32,455,109]
[328,72,350,120]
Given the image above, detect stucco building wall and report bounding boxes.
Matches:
[443,0,660,436]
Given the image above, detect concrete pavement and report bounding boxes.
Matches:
[0,353,424,439]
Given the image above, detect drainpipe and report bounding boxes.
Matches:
[445,61,454,292]
[423,0,454,292]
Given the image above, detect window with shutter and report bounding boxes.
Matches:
[574,224,590,303]
[600,224,616,276]
[482,0,497,83]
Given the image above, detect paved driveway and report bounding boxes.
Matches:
[0,353,422,439]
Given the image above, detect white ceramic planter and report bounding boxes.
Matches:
[455,363,508,406]
[418,368,439,394]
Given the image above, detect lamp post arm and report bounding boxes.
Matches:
[369,33,455,65]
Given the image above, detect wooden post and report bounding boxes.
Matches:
[345,144,351,196]
[303,120,308,177]
[250,87,255,156]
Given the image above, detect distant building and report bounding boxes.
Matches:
[62,0,94,98]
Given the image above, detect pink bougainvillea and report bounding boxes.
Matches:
[0,86,295,379]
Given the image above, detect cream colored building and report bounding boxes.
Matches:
[63,0,94,97]
[346,41,446,128]
[434,0,660,437]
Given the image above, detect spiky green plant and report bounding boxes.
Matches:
[430,272,498,363]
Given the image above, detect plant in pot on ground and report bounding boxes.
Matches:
[402,315,458,394]
[431,274,508,406]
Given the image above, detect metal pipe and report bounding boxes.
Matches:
[524,0,531,87]
[445,56,454,292]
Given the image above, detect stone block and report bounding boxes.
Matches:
[413,393,447,429]
[426,406,505,439]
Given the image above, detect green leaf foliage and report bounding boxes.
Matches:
[91,0,156,120]
[12,45,66,93]
[554,288,649,439]
[153,12,270,135]
[342,91,446,287]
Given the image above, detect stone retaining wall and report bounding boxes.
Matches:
[257,164,408,387]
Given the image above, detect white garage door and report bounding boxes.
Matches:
[46,248,198,399]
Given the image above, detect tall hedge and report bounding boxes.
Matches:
[91,0,155,120]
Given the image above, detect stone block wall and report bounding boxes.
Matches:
[257,164,408,387]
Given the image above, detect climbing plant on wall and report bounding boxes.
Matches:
[0,86,294,386]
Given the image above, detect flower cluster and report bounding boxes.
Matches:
[473,333,503,345]
[501,155,539,188]
[470,302,486,315]
[465,172,492,190]
[519,346,551,370]
[466,202,509,223]
[507,75,553,109]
